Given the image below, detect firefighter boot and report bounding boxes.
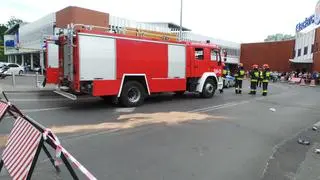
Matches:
[235,89,239,94]
[238,90,242,94]
[262,92,267,96]
[220,89,223,94]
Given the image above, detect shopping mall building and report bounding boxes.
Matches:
[3,6,240,73]
[241,0,320,73]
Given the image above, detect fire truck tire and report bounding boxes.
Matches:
[120,81,146,107]
[201,78,216,98]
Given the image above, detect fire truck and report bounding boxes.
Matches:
[50,24,224,107]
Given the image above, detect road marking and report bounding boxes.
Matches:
[22,107,70,113]
[188,102,237,113]
[115,108,136,113]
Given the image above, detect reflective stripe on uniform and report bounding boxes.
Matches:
[263,90,268,93]
[237,78,243,80]
[254,72,259,78]
[251,79,258,82]
[266,72,270,77]
[263,80,269,82]
[240,70,245,76]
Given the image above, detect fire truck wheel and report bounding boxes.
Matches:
[201,79,216,98]
[120,81,146,107]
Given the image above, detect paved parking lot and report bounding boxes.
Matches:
[0,80,320,179]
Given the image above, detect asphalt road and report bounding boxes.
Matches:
[0,81,320,180]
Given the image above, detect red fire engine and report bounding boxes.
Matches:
[50,24,224,107]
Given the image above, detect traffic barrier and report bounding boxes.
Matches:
[300,78,306,86]
[289,77,301,84]
[0,98,97,180]
[2,116,42,180]
[0,102,9,119]
[310,79,316,87]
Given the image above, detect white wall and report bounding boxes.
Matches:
[294,29,315,63]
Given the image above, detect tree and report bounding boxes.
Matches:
[0,24,8,62]
[264,34,295,42]
[6,16,23,28]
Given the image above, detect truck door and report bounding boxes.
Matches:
[208,48,222,76]
[46,41,59,84]
[193,47,210,77]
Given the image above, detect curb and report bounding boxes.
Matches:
[3,89,55,93]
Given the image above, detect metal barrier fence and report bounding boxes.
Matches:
[0,93,97,180]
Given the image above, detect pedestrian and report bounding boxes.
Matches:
[220,63,230,93]
[234,63,245,94]
[261,64,271,96]
[249,64,259,95]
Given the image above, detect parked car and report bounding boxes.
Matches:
[0,62,8,69]
[3,63,25,75]
[224,75,236,88]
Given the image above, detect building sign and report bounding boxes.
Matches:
[296,0,320,32]
[4,35,18,55]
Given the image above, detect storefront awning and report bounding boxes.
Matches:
[289,59,313,64]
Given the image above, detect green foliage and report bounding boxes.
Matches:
[6,17,23,28]
[0,24,8,61]
[264,34,295,42]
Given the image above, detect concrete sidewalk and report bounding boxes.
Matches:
[0,76,56,92]
[0,84,56,92]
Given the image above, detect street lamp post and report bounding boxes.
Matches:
[179,0,183,40]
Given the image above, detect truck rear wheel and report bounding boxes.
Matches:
[201,79,216,98]
[120,81,146,107]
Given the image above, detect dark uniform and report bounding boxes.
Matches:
[234,63,245,94]
[249,65,259,95]
[261,64,271,96]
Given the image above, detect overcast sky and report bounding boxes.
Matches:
[1,0,319,43]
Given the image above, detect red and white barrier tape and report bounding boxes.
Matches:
[43,129,97,180]
[43,129,63,166]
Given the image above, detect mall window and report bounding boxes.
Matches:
[195,48,204,60]
[298,49,301,57]
[304,46,308,55]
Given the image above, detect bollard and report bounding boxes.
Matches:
[36,72,39,87]
[12,72,15,87]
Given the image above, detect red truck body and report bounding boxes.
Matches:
[54,27,223,106]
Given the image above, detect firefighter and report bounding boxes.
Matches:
[234,63,245,94]
[258,67,263,88]
[249,64,259,95]
[220,63,230,93]
[262,64,271,96]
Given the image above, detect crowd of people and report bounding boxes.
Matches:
[282,71,319,83]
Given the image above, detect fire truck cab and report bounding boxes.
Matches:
[55,25,224,107]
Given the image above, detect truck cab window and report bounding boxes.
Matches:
[211,49,220,61]
[195,48,204,60]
